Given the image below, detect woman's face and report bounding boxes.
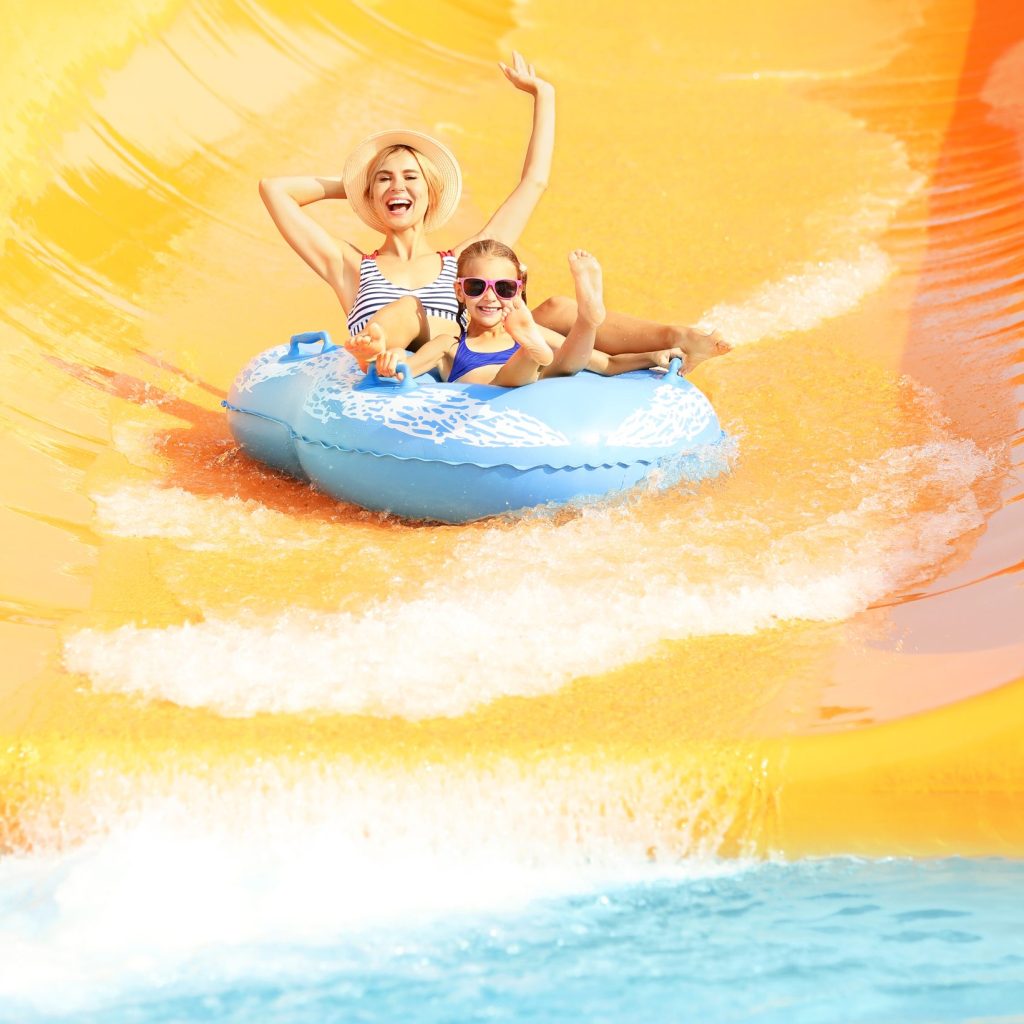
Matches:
[371,150,428,229]
[456,256,521,329]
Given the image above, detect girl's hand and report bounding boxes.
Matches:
[375,350,403,380]
[498,51,552,97]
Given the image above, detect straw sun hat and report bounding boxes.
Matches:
[342,129,463,233]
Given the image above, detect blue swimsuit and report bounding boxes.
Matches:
[448,327,520,383]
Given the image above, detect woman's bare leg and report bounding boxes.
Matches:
[542,250,606,378]
[345,295,432,370]
[532,295,730,373]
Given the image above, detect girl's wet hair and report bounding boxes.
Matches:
[363,145,443,223]
[456,240,527,325]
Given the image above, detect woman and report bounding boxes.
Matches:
[258,52,728,373]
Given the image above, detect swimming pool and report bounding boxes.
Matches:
[3,855,1022,1021]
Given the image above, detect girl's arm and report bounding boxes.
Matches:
[258,175,363,305]
[453,53,554,254]
[542,332,678,377]
[374,335,459,381]
[585,349,679,376]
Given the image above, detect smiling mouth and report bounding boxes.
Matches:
[386,199,412,214]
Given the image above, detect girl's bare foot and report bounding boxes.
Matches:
[568,250,606,328]
[503,298,554,365]
[345,322,388,371]
[670,326,731,373]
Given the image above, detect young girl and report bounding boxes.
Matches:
[370,240,686,387]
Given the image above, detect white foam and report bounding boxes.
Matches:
[0,761,750,1015]
[698,244,893,345]
[91,484,337,552]
[66,430,995,719]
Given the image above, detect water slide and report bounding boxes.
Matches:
[2,0,1023,1014]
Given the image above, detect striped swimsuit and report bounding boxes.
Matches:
[346,250,461,337]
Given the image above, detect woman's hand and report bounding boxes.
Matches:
[498,51,553,97]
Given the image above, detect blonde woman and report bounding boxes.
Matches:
[259,53,728,374]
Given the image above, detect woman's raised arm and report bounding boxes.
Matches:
[455,53,555,254]
[258,175,362,304]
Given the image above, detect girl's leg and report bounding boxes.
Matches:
[491,298,554,387]
[489,348,548,387]
[345,295,431,370]
[532,296,730,373]
[542,250,605,378]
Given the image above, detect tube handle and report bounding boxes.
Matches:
[279,330,337,363]
[664,357,686,383]
[354,362,418,391]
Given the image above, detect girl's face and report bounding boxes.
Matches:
[456,256,521,329]
[371,150,428,228]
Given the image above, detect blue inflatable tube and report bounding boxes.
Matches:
[224,331,728,523]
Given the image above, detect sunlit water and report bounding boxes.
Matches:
[2,0,1023,1019]
[3,855,1023,1022]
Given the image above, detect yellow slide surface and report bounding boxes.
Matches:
[2,0,1023,860]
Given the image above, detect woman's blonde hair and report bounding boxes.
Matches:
[363,145,443,226]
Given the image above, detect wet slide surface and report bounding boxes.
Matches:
[1,0,1023,1018]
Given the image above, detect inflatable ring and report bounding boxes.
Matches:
[224,331,729,523]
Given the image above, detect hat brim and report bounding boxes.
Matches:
[342,129,463,234]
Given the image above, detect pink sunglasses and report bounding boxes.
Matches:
[457,277,523,299]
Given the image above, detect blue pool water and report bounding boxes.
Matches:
[5,858,1022,1023]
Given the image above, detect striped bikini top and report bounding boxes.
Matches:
[346,250,460,336]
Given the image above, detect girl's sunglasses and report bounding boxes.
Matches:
[457,277,523,299]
